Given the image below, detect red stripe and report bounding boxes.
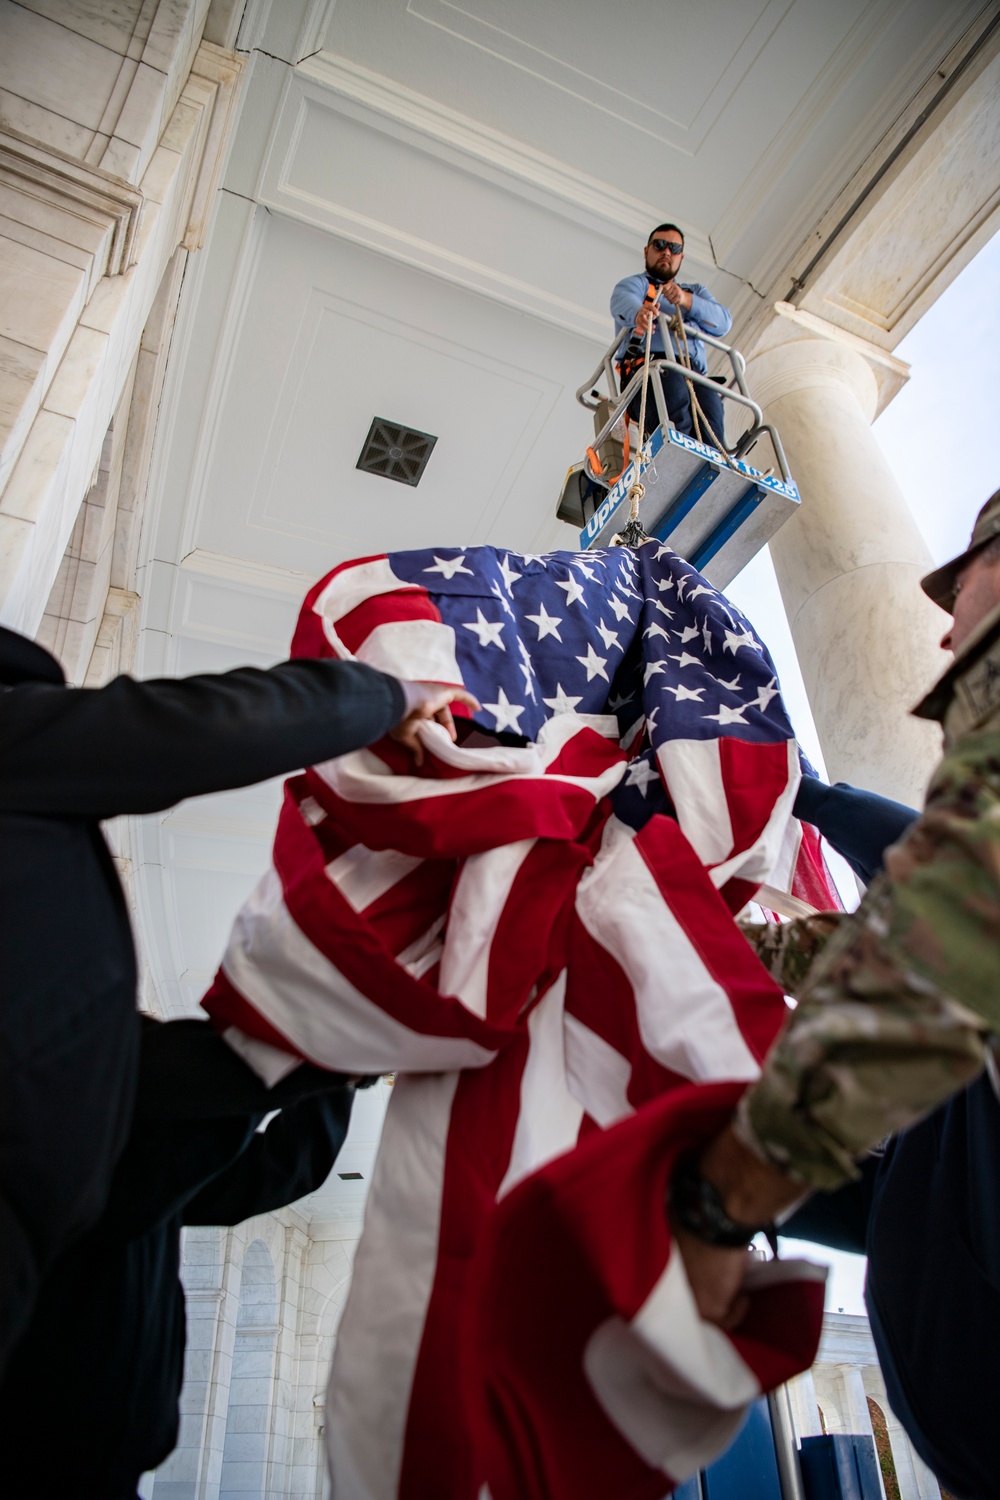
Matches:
[360,857,456,956]
[730,1277,827,1390]
[304,726,625,859]
[545,733,627,781]
[485,840,589,1028]
[718,737,790,860]
[290,556,388,657]
[634,815,786,1066]
[335,586,440,655]
[791,821,844,911]
[305,774,608,860]
[465,1083,748,1499]
[273,786,510,1049]
[720,875,760,916]
[566,914,691,1109]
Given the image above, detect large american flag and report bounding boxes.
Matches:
[202,541,833,1499]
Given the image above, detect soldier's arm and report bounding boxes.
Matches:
[734,730,1000,1191]
[739,913,844,995]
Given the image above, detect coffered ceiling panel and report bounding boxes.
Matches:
[313,0,983,297]
[403,0,788,153]
[183,210,595,575]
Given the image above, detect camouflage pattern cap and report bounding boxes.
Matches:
[921,487,1000,609]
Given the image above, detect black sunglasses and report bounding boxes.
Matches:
[649,238,683,255]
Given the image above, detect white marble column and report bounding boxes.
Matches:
[746,332,947,807]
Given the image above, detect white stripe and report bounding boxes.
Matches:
[741,1255,827,1293]
[314,556,405,631]
[221,1026,302,1087]
[356,618,463,684]
[765,808,802,897]
[327,844,423,912]
[312,714,626,808]
[220,869,497,1075]
[656,739,733,866]
[564,1012,633,1127]
[576,830,760,1083]
[326,1072,459,1499]
[583,1251,759,1481]
[438,839,535,1017]
[496,974,584,1199]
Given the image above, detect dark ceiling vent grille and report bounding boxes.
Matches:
[356,417,437,486]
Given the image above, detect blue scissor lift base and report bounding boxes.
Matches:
[567,423,799,589]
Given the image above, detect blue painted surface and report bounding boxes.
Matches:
[673,1475,703,1500]
[689,489,764,572]
[799,1434,882,1500]
[701,1400,783,1500]
[651,463,720,544]
[577,421,799,552]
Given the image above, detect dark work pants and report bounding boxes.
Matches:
[627,364,726,450]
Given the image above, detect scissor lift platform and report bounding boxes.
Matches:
[562,424,799,590]
[556,314,799,587]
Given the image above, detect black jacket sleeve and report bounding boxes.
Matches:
[92,1021,358,1240]
[184,1094,354,1226]
[792,776,919,886]
[0,657,406,818]
[133,1017,358,1122]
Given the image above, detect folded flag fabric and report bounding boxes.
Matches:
[201,540,836,1499]
[467,1082,827,1500]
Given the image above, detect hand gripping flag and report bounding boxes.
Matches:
[201,541,835,1499]
[467,1082,827,1500]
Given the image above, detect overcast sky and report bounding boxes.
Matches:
[733,227,1000,1314]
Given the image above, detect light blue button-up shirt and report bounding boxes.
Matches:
[610,272,732,374]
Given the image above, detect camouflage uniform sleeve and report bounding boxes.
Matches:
[736,731,1000,1191]
[739,913,844,995]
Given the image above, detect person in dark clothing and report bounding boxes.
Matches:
[782,775,999,1499]
[0,1015,367,1499]
[0,624,476,1371]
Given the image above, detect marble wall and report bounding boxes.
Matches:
[143,1209,361,1500]
[0,0,243,679]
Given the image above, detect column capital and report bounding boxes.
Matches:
[747,302,910,419]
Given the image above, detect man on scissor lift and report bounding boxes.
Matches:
[611,224,733,451]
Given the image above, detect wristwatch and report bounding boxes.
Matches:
[668,1154,773,1249]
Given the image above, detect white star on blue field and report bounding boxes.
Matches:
[386,544,792,759]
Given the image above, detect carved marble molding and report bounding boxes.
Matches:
[748,301,911,416]
[0,127,145,276]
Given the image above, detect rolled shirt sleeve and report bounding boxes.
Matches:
[686,286,732,339]
[735,732,1000,1190]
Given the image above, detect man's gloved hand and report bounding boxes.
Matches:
[390,682,481,765]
